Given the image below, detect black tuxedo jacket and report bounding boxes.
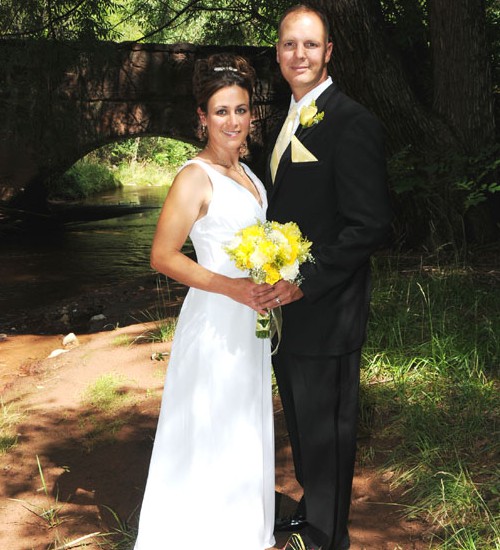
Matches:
[265,84,393,355]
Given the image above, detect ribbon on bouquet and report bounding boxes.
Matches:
[270,306,282,356]
[256,306,282,355]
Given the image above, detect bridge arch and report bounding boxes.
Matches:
[0,40,286,207]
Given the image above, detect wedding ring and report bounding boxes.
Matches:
[275,297,281,305]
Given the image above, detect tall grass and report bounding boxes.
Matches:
[0,400,23,454]
[361,256,499,548]
[134,275,179,344]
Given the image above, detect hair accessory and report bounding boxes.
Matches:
[213,66,238,72]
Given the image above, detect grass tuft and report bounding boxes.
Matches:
[0,400,23,454]
[112,334,134,347]
[133,275,179,344]
[82,374,131,412]
[95,505,138,549]
[80,374,135,452]
[360,256,499,548]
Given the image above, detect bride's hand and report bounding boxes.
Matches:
[226,278,271,314]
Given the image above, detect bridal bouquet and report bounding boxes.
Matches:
[224,220,313,338]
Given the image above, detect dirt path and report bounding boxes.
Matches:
[0,288,433,549]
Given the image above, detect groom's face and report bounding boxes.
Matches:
[276,10,332,101]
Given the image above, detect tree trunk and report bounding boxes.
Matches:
[310,0,498,246]
[311,0,458,154]
[429,0,495,154]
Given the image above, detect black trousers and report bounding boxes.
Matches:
[273,349,361,550]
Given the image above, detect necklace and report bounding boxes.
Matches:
[222,162,245,177]
[202,156,245,177]
[199,152,262,206]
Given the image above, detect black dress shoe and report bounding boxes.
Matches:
[275,514,308,532]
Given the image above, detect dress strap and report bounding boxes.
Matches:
[181,158,219,177]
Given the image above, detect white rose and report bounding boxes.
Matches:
[280,261,299,281]
[270,229,288,246]
[250,249,268,268]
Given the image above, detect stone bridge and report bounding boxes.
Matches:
[0,40,287,206]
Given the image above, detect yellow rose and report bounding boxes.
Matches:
[300,104,317,126]
[264,266,281,285]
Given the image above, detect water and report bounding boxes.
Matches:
[0,185,168,323]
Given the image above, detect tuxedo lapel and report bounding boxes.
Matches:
[268,84,339,196]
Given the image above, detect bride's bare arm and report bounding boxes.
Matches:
[150,164,265,312]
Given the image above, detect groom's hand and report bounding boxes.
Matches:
[255,280,304,310]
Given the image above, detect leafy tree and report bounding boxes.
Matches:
[1,0,498,248]
[112,0,293,45]
[0,0,121,40]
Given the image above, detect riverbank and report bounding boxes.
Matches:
[0,273,184,390]
[2,272,182,337]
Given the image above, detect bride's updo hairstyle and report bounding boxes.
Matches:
[193,53,256,113]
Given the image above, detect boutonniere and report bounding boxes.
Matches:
[299,99,324,128]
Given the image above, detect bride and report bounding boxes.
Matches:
[133,53,276,550]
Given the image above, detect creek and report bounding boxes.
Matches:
[0,185,167,329]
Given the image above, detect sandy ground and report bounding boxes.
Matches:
[0,279,434,550]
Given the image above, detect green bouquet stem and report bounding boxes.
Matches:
[256,310,271,339]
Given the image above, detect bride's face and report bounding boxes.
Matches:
[198,85,251,153]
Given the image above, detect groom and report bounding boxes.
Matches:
[258,5,393,550]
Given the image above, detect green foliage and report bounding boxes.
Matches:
[0,0,121,40]
[361,257,500,548]
[92,137,197,168]
[0,0,293,45]
[121,0,294,45]
[389,144,500,208]
[388,144,500,250]
[47,159,121,200]
[46,136,194,200]
[114,162,174,188]
[86,137,198,188]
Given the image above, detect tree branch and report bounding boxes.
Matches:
[0,0,88,38]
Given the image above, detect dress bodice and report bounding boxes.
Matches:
[184,159,267,278]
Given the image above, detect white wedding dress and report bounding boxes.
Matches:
[134,159,275,550]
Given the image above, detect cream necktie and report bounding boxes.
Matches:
[270,106,297,183]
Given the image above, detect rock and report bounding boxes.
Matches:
[62,332,80,348]
[90,314,106,322]
[47,349,69,358]
[59,313,70,325]
[0,333,7,342]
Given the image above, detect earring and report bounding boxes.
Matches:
[201,125,207,140]
[239,139,248,157]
